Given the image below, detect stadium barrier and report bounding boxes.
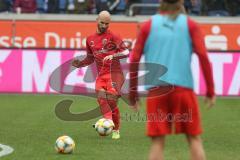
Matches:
[128,3,159,16]
[0,14,240,50]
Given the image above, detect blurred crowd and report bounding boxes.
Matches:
[0,0,239,16]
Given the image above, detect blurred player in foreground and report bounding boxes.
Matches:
[129,0,216,159]
[72,10,129,139]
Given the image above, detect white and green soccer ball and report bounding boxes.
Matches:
[55,135,75,154]
[95,118,115,136]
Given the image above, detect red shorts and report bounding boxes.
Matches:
[146,86,202,136]
[95,72,124,96]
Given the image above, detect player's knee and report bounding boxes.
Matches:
[107,94,118,101]
[151,136,165,144]
[186,135,202,144]
[97,89,107,99]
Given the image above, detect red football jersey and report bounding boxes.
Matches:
[84,30,126,76]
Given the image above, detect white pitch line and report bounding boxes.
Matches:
[0,144,14,157]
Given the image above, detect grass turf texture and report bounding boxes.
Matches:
[0,94,239,160]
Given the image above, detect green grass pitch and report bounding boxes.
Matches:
[0,94,239,160]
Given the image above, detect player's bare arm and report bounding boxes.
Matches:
[71,55,94,68]
[103,49,129,61]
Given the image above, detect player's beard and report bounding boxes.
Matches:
[98,24,107,34]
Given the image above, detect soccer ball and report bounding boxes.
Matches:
[55,135,75,154]
[95,118,115,136]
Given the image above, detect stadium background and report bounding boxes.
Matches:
[0,14,240,159]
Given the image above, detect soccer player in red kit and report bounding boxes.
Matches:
[72,11,129,139]
[129,0,216,159]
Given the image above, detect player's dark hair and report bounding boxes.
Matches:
[160,0,186,20]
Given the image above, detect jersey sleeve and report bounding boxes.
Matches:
[129,20,151,105]
[188,18,215,97]
[80,38,95,67]
[112,34,125,51]
[111,33,129,59]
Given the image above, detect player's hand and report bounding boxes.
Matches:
[72,59,81,68]
[204,96,216,109]
[103,55,114,62]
